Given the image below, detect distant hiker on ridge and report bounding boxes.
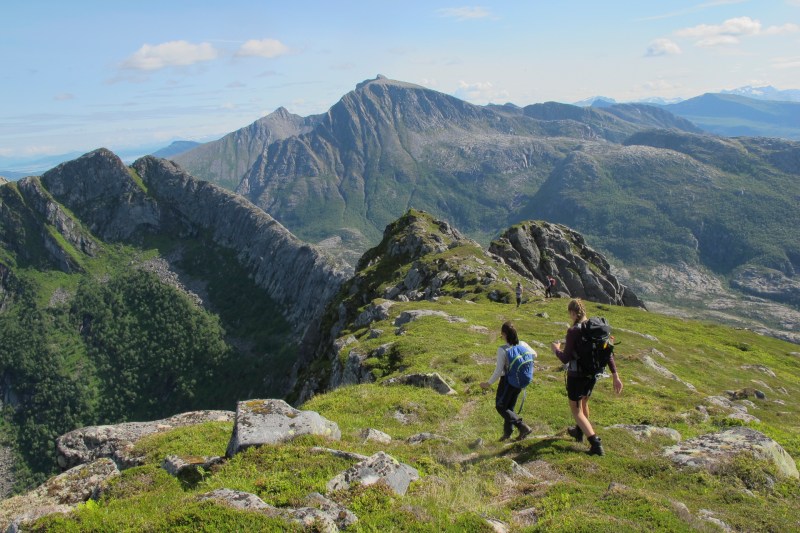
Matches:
[515,282,523,308]
[551,298,622,456]
[545,276,557,298]
[480,321,535,441]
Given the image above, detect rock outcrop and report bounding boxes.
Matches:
[663,427,799,479]
[326,451,420,496]
[225,400,340,457]
[56,410,234,470]
[489,221,644,307]
[0,458,119,531]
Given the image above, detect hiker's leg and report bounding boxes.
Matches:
[570,399,595,436]
[495,378,522,430]
[581,397,590,420]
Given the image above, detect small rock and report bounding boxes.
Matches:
[383,372,457,395]
[360,428,392,444]
[393,309,467,326]
[326,451,419,496]
[726,412,760,423]
[469,325,490,334]
[509,460,534,479]
[407,433,453,445]
[535,312,549,319]
[698,509,732,532]
[162,455,223,483]
[485,517,509,532]
[310,447,369,462]
[741,364,776,378]
[468,438,484,450]
[368,329,384,339]
[198,488,277,513]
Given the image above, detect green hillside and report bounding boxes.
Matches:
[25,215,800,532]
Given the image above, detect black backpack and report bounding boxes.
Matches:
[575,317,614,377]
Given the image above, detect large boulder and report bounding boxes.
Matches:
[326,451,420,496]
[383,372,457,395]
[663,427,799,479]
[0,458,119,531]
[56,410,234,470]
[226,399,340,457]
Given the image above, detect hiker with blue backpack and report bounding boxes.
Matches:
[551,298,623,456]
[480,321,535,441]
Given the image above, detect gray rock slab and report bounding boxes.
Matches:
[393,309,467,327]
[326,451,420,496]
[383,372,457,395]
[663,427,798,479]
[310,447,369,462]
[33,458,119,506]
[226,399,340,457]
[642,355,696,391]
[305,492,358,530]
[198,488,277,513]
[56,410,234,470]
[608,424,682,442]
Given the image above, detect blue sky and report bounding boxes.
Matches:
[2,0,799,166]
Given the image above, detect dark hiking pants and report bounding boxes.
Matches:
[495,376,523,434]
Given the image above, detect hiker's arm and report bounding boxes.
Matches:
[610,354,623,394]
[551,327,578,364]
[481,347,506,388]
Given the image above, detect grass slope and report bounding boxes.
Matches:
[32,293,800,531]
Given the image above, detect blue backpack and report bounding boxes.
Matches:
[505,344,535,389]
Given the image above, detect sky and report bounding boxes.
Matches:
[1,0,799,168]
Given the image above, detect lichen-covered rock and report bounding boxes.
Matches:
[56,410,234,470]
[353,301,395,328]
[305,492,358,530]
[0,459,118,531]
[406,433,454,445]
[226,399,340,457]
[326,451,420,496]
[383,372,457,395]
[663,427,799,479]
[642,355,696,391]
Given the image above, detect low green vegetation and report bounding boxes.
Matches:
[28,292,800,531]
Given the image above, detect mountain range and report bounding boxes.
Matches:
[166,76,799,343]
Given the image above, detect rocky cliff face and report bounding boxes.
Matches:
[174,107,322,190]
[40,148,160,242]
[489,221,645,307]
[132,156,349,333]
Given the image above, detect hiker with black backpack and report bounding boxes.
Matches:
[550,298,623,456]
[480,321,535,441]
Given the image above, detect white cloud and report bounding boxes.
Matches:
[235,38,290,58]
[437,6,491,21]
[122,41,218,71]
[645,38,682,57]
[453,81,508,104]
[675,16,799,46]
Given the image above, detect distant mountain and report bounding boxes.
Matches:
[720,85,800,103]
[0,171,25,181]
[663,93,800,140]
[150,140,201,159]
[574,96,617,107]
[173,107,323,190]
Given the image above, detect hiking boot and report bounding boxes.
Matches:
[516,423,533,441]
[567,425,584,443]
[498,432,513,442]
[587,437,605,456]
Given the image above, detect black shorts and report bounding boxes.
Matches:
[567,375,597,401]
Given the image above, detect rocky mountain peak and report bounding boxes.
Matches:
[489,220,644,307]
[356,209,474,271]
[40,148,159,241]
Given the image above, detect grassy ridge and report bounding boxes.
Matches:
[32,293,800,531]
